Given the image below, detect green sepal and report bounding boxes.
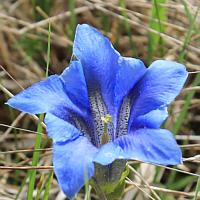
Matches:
[90,163,129,200]
[105,164,129,200]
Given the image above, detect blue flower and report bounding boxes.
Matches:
[7,24,188,199]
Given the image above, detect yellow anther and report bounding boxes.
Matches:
[101,114,113,123]
[105,114,113,123]
[101,116,107,123]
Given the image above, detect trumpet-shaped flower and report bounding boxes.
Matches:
[7,24,188,199]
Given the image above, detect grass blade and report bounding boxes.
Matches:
[178,5,200,63]
[119,0,138,57]
[182,0,200,43]
[70,0,76,40]
[35,173,45,200]
[194,176,200,200]
[148,0,167,63]
[172,73,200,135]
[27,115,43,200]
[27,21,51,200]
[173,5,200,135]
[42,171,54,200]
[15,172,30,200]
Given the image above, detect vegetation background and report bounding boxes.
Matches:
[0,0,200,199]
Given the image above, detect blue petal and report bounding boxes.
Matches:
[115,57,146,105]
[73,24,148,143]
[93,142,124,165]
[60,60,91,112]
[130,107,168,130]
[7,74,70,115]
[7,61,96,143]
[53,136,98,200]
[7,61,91,118]
[44,113,82,142]
[113,57,147,135]
[114,128,182,165]
[128,60,188,131]
[73,24,120,119]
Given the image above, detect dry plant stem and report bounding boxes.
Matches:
[0,133,45,139]
[128,161,200,177]
[0,31,11,71]
[91,0,198,11]
[0,23,72,48]
[1,148,53,154]
[85,1,200,54]
[124,181,200,198]
[91,177,107,200]
[0,166,53,170]
[0,83,46,130]
[152,164,199,177]
[0,13,73,47]
[172,103,200,115]
[7,61,39,80]
[0,65,25,90]
[125,177,156,200]
[30,115,47,130]
[183,155,200,162]
[8,33,44,77]
[35,6,66,35]
[0,112,26,142]
[18,5,95,34]
[1,2,199,53]
[176,135,200,141]
[187,63,200,71]
[34,6,73,47]
[3,2,198,53]
[0,123,46,135]
[184,160,200,164]
[171,99,200,105]
[191,33,200,41]
[184,0,198,10]
[128,165,161,200]
[8,0,25,13]
[183,86,200,91]
[88,0,192,33]
[0,151,52,176]
[0,83,14,98]
[189,70,200,74]
[0,22,72,48]
[179,144,200,148]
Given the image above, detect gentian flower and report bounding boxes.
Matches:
[7,24,188,199]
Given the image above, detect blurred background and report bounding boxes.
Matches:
[0,0,200,199]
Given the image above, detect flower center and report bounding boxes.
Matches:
[101,114,113,146]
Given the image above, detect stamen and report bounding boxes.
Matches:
[101,114,113,146]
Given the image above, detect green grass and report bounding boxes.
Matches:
[173,4,200,135]
[120,0,138,57]
[194,176,200,200]
[42,170,54,200]
[148,0,167,63]
[27,21,51,200]
[70,0,77,40]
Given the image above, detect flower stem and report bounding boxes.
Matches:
[91,177,107,200]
